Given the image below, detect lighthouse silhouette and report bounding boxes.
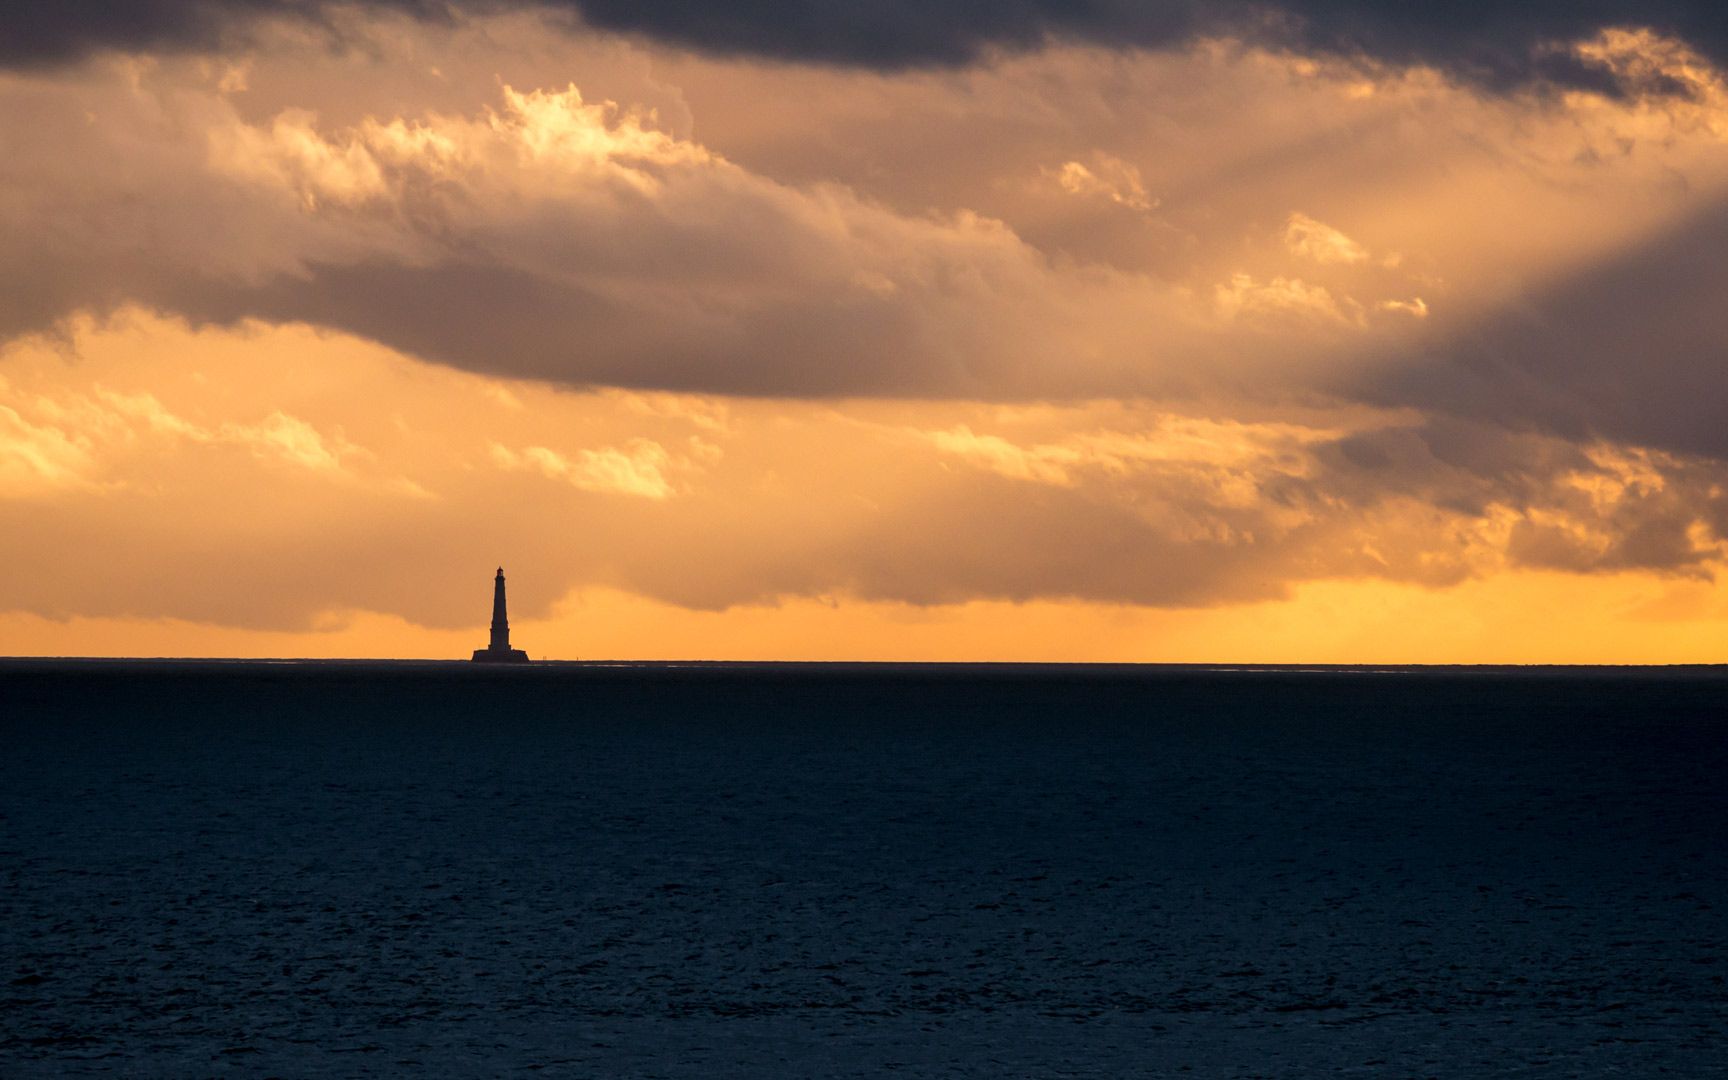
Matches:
[471,566,531,663]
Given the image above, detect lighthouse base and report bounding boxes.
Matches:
[470,647,530,663]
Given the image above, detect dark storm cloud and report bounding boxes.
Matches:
[152,260,956,398]
[5,0,1728,91]
[0,1,329,66]
[1355,197,1728,461]
[1314,418,1728,577]
[569,0,1727,89]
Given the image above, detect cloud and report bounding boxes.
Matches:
[928,414,1339,492]
[9,2,1728,99]
[232,411,351,470]
[5,314,1722,635]
[0,377,363,492]
[1284,212,1369,265]
[3,50,1397,401]
[0,11,1723,671]
[927,427,1087,486]
[5,14,1728,439]
[1215,273,1359,327]
[489,439,680,498]
[6,14,1728,454]
[1351,194,1728,461]
[0,400,101,497]
[5,11,1728,653]
[568,2,1728,96]
[1377,297,1428,319]
[1050,155,1156,211]
[87,390,360,472]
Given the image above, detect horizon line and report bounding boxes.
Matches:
[3,656,1727,672]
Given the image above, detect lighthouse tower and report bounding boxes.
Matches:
[471,567,530,663]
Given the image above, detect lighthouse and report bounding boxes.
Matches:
[471,566,530,663]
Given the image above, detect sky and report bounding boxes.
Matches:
[3,1,1728,661]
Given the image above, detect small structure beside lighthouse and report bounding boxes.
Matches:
[471,566,530,663]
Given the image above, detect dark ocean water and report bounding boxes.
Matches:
[2,661,1725,1077]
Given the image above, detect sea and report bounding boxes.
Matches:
[2,660,1724,1076]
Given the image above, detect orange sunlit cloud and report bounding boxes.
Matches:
[3,10,1728,660]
